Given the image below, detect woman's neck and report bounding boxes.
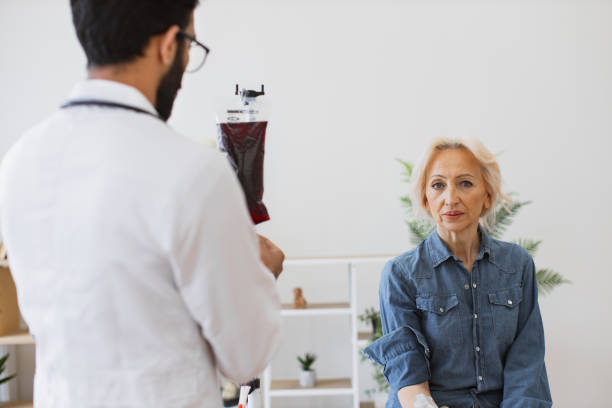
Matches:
[437,223,481,271]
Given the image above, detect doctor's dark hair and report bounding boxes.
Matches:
[70,0,199,68]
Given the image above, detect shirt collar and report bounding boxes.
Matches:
[426,226,493,268]
[65,79,158,116]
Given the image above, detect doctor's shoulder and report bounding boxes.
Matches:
[161,127,223,166]
[163,129,236,190]
[0,119,51,172]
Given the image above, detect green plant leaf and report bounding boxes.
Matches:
[0,374,16,385]
[297,353,316,370]
[407,219,435,246]
[373,364,389,393]
[514,238,542,257]
[399,195,413,212]
[0,353,16,385]
[484,200,531,239]
[536,268,571,296]
[0,353,8,369]
[396,158,413,181]
[358,307,378,323]
[0,353,9,376]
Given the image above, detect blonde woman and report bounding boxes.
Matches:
[364,138,552,408]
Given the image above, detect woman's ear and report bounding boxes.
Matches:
[481,193,492,216]
[158,25,181,67]
[422,196,431,216]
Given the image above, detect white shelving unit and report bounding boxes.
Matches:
[262,256,393,408]
[0,262,34,408]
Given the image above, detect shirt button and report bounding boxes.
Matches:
[439,307,444,313]
[472,283,477,288]
[475,346,480,352]
[478,376,483,381]
[474,313,478,319]
[508,300,513,305]
[464,284,470,290]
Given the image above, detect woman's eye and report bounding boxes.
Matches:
[432,182,444,189]
[460,180,473,187]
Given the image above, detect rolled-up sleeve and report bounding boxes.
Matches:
[363,260,430,390]
[500,258,552,408]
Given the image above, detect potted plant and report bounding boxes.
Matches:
[0,353,17,387]
[369,364,390,408]
[359,307,382,340]
[297,353,317,388]
[360,309,389,407]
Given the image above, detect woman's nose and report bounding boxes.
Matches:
[444,186,459,205]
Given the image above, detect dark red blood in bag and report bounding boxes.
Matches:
[217,121,270,224]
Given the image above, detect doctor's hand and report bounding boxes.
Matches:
[258,235,284,279]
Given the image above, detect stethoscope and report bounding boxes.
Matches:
[60,99,163,121]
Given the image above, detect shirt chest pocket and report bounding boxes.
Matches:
[416,294,463,350]
[488,286,523,347]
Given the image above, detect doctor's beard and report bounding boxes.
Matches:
[155,42,186,122]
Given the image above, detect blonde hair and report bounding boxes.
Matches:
[411,137,512,231]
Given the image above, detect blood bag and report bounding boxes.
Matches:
[216,85,269,224]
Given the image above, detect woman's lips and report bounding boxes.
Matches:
[443,211,464,220]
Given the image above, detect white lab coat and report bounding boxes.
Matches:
[0,80,281,407]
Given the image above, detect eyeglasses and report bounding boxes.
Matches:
[177,30,210,73]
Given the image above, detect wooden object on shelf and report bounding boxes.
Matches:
[0,266,20,336]
[280,302,351,317]
[0,329,34,345]
[292,287,307,309]
[271,378,351,391]
[358,331,373,341]
[269,378,354,397]
[0,401,34,408]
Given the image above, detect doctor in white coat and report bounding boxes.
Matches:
[0,1,284,407]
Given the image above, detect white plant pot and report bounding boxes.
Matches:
[373,392,389,408]
[299,370,316,388]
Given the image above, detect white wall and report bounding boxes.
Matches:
[1,0,611,406]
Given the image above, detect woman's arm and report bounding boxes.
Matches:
[363,260,435,405]
[398,382,450,408]
[500,257,552,408]
[398,382,435,408]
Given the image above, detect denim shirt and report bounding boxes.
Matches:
[363,228,552,408]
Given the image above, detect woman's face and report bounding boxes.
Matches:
[424,148,491,235]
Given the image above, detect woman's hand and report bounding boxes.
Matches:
[397,382,448,408]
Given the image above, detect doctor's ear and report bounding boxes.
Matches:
[157,25,181,67]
